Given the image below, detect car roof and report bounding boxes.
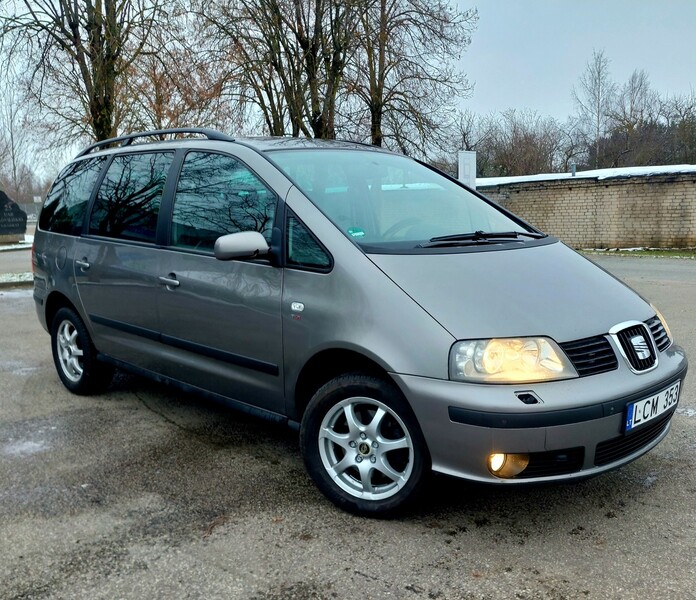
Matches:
[74,128,393,160]
[235,136,387,153]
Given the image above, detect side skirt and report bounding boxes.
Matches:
[97,353,290,427]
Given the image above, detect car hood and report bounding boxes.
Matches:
[368,242,653,342]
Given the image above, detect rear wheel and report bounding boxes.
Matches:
[300,374,429,516]
[51,307,113,395]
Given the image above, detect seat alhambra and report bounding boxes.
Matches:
[33,128,688,515]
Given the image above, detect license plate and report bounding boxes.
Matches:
[625,381,680,433]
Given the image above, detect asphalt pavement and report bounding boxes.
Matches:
[0,253,694,599]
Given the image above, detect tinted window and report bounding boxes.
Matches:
[171,152,276,251]
[286,213,330,269]
[89,152,172,243]
[39,158,105,235]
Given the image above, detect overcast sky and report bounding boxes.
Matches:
[461,0,696,121]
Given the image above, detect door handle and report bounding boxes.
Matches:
[75,259,90,270]
[158,275,180,288]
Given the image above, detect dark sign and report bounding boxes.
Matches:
[0,190,27,235]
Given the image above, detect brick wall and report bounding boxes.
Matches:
[478,173,696,248]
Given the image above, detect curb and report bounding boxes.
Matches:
[0,273,33,289]
[0,245,32,253]
[0,238,32,253]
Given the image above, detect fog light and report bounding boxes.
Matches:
[487,452,530,478]
[489,453,506,472]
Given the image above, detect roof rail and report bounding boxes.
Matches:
[75,128,235,158]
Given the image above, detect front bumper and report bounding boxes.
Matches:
[392,345,688,483]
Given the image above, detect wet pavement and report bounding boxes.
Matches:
[0,257,694,599]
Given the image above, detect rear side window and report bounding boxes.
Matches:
[39,157,105,235]
[171,151,276,251]
[89,152,172,243]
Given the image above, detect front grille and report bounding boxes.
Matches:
[646,316,671,352]
[615,324,657,371]
[517,447,585,478]
[560,336,618,377]
[594,413,672,466]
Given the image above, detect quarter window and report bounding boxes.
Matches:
[39,157,105,235]
[286,213,331,270]
[171,152,276,251]
[89,152,172,243]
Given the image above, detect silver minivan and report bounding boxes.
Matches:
[33,128,688,515]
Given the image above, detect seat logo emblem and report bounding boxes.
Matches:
[630,335,650,360]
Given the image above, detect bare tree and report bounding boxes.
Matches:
[2,0,162,141]
[345,0,476,155]
[596,69,662,166]
[429,110,496,176]
[201,0,360,138]
[475,110,567,177]
[610,70,658,133]
[556,118,585,173]
[572,49,617,167]
[451,110,496,153]
[659,90,696,164]
[0,65,34,201]
[123,8,235,133]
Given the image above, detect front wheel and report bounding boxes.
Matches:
[51,307,113,395]
[300,374,430,516]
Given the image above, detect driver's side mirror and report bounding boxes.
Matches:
[214,231,270,261]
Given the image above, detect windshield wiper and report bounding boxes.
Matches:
[417,230,546,248]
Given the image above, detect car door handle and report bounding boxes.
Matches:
[75,259,90,270]
[158,275,180,288]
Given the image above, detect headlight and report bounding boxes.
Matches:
[651,304,673,344]
[449,337,578,383]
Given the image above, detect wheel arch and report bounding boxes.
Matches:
[291,349,398,422]
[45,291,82,331]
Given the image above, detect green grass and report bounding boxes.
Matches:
[580,248,696,259]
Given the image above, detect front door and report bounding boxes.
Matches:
[155,150,284,414]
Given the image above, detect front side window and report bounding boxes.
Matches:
[39,157,106,235]
[89,152,172,243]
[271,149,537,252]
[171,151,276,251]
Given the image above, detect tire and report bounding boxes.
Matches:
[300,373,430,516]
[50,307,113,395]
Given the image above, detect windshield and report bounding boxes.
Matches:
[270,149,538,251]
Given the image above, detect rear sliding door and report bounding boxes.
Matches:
[74,151,173,371]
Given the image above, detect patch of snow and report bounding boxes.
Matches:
[477,164,696,188]
[3,440,49,457]
[0,273,33,285]
[676,408,696,418]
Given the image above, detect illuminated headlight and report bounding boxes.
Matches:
[449,337,578,383]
